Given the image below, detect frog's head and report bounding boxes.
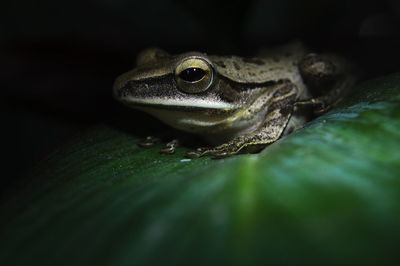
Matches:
[113,48,271,134]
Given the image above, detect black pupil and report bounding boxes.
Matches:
[179,68,206,82]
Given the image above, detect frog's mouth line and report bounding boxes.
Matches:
[123,97,236,111]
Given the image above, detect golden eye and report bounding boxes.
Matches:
[175,57,213,94]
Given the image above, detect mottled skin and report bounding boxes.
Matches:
[113,42,355,158]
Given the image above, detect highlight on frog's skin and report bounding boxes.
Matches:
[174,57,214,94]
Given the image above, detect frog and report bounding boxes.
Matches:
[113,42,356,158]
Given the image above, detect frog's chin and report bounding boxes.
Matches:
[136,106,233,132]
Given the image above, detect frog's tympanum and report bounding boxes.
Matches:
[113,42,356,158]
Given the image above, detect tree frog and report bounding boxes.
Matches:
[113,42,355,158]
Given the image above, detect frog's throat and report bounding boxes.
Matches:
[134,105,262,138]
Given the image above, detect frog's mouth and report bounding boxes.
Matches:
[122,96,236,112]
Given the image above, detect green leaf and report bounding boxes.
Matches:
[1,73,400,266]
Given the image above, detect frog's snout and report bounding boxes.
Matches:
[112,73,126,99]
[112,69,140,98]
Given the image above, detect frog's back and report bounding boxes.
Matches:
[209,41,308,98]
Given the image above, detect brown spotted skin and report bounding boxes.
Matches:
[113,42,356,158]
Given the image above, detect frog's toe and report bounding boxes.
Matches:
[186,147,211,158]
[160,139,179,154]
[160,146,176,154]
[211,146,243,158]
[138,136,160,148]
[186,151,202,159]
[212,151,231,159]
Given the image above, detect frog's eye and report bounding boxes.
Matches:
[175,57,213,94]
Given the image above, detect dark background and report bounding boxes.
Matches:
[1,0,399,194]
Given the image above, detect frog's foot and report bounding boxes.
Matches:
[186,144,230,159]
[186,143,240,159]
[160,139,180,154]
[186,146,234,159]
[138,136,160,148]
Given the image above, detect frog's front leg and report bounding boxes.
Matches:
[187,83,298,158]
[187,108,293,158]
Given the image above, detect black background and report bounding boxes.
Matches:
[1,0,399,194]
